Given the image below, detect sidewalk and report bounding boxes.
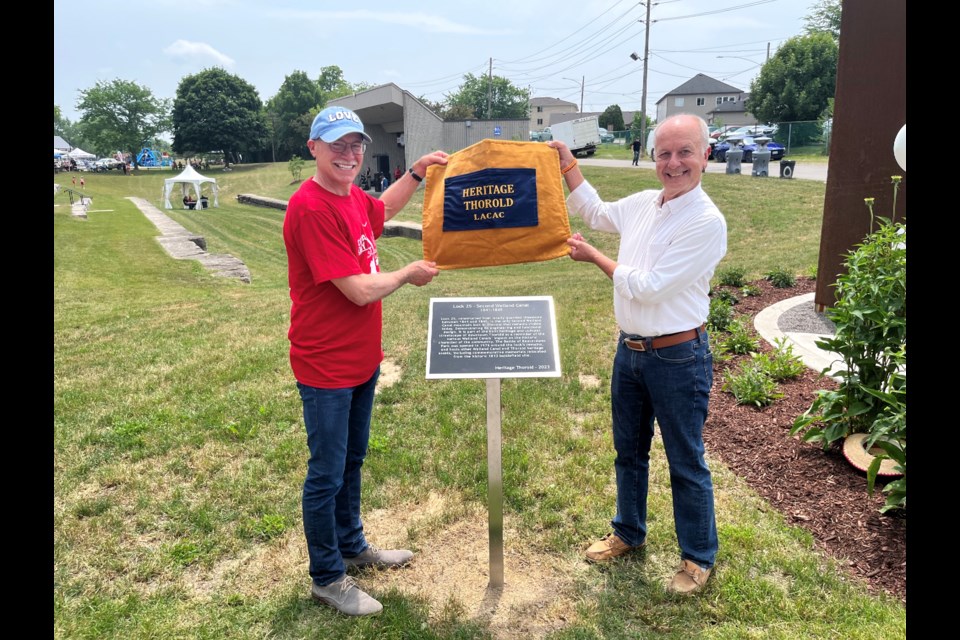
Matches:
[753,292,840,378]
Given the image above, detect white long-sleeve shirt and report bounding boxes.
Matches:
[567,181,727,337]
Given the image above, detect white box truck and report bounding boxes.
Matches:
[547,115,601,157]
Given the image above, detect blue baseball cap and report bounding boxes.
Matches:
[310,106,372,143]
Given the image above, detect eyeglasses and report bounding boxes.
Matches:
[325,141,367,155]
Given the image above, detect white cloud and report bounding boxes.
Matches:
[163,40,235,66]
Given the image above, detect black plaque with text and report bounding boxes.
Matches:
[426,297,561,379]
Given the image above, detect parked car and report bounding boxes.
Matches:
[709,125,739,140]
[93,158,123,172]
[713,136,785,163]
[539,127,552,141]
[529,131,542,142]
[723,124,779,140]
[598,128,614,143]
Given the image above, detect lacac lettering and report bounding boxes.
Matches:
[474,212,505,220]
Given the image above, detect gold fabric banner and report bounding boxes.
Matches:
[423,139,571,270]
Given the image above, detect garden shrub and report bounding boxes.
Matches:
[792,178,906,513]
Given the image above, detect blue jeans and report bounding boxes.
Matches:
[608,331,718,569]
[297,367,379,586]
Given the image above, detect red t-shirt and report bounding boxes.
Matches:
[283,178,386,388]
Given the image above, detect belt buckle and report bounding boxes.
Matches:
[624,338,647,352]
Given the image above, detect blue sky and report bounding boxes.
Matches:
[54,0,813,123]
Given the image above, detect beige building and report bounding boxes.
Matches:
[529,97,577,133]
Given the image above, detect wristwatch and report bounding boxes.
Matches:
[408,168,423,182]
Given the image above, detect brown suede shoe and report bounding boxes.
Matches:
[584,533,644,562]
[667,559,712,594]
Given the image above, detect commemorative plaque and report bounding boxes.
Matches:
[425,296,561,589]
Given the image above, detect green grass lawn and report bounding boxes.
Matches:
[54,164,904,639]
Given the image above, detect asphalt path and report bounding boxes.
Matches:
[580,156,828,182]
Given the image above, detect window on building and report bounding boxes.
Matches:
[537,106,543,112]
[537,118,543,125]
[697,97,705,106]
[674,97,684,107]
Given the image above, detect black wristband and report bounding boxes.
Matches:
[408,167,423,182]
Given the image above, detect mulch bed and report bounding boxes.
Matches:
[703,277,906,604]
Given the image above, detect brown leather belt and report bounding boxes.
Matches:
[622,324,705,352]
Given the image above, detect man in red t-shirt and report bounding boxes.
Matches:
[283,106,448,617]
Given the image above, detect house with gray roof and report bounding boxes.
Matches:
[655,74,746,124]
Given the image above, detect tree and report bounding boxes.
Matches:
[317,65,354,104]
[804,0,841,42]
[628,113,654,142]
[75,80,170,163]
[55,104,88,149]
[172,68,266,164]
[747,33,838,124]
[266,70,322,161]
[443,73,529,120]
[599,105,625,131]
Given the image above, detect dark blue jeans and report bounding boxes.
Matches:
[608,331,718,569]
[297,367,379,586]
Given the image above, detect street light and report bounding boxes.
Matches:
[562,76,584,113]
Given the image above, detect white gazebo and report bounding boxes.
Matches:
[163,165,219,209]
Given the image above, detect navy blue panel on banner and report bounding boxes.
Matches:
[442,168,539,232]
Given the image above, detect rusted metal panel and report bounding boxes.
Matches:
[815,0,906,310]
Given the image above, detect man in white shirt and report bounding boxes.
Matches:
[549,113,727,595]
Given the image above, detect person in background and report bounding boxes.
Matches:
[631,137,641,166]
[394,165,403,183]
[283,106,448,617]
[548,113,726,596]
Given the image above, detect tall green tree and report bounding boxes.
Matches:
[599,105,625,131]
[75,80,170,163]
[747,33,838,123]
[266,70,322,161]
[317,65,354,105]
[172,67,266,163]
[804,0,841,42]
[443,73,530,120]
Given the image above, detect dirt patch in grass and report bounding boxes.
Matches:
[360,494,583,639]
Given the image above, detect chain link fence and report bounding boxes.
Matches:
[601,119,830,156]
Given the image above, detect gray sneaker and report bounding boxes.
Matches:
[343,544,413,569]
[311,575,382,616]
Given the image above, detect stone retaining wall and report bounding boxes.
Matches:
[236,194,423,240]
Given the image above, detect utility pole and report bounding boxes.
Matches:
[640,1,651,158]
[487,57,493,119]
[579,75,585,113]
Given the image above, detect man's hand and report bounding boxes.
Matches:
[412,151,450,178]
[567,233,599,263]
[546,141,576,170]
[567,233,617,279]
[404,260,440,286]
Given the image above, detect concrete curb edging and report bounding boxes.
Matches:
[127,197,252,283]
[754,292,840,379]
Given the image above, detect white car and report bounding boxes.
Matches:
[93,158,123,172]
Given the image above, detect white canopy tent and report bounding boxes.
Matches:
[163,165,219,209]
[68,148,96,160]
